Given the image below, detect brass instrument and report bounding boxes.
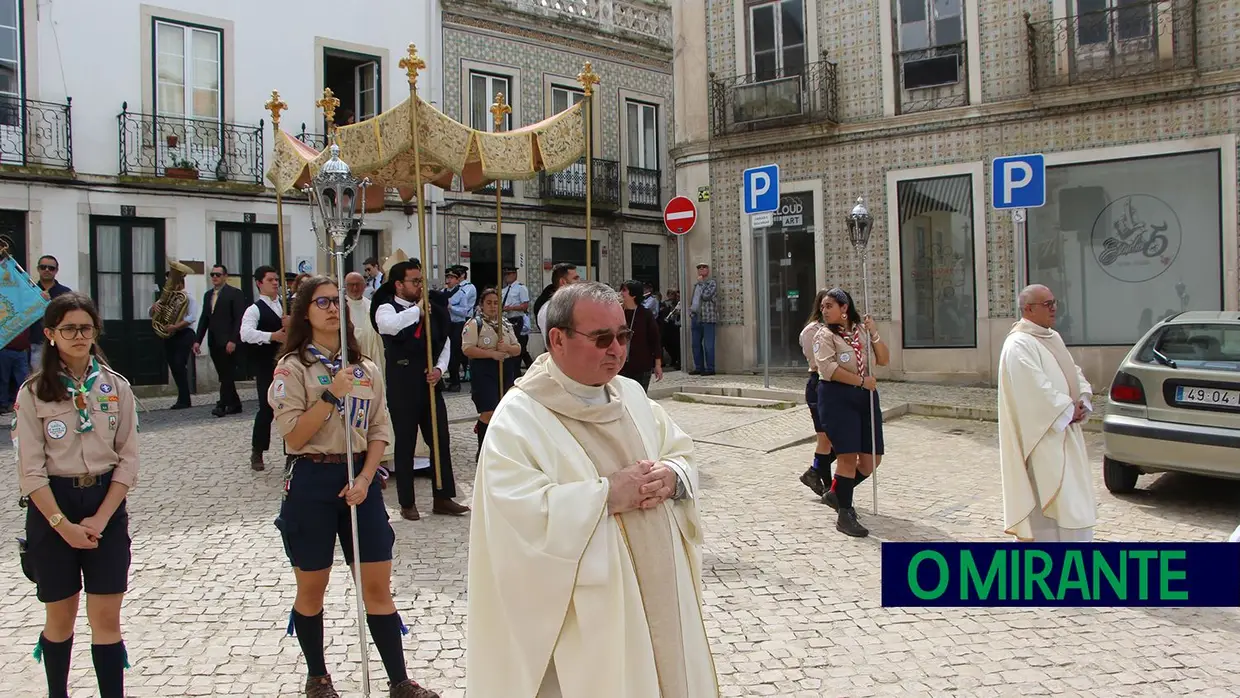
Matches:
[152,260,194,339]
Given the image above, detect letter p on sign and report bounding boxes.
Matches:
[991,154,1046,210]
[743,164,780,215]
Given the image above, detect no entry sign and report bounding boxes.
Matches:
[663,196,697,235]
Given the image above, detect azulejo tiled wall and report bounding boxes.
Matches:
[707,93,1240,326]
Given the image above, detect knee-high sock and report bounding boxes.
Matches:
[835,474,857,510]
[476,421,488,459]
[854,471,869,486]
[367,613,409,685]
[91,641,126,698]
[292,610,327,677]
[38,634,72,698]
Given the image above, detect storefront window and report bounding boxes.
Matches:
[897,174,977,348]
[1026,150,1222,346]
[752,192,817,367]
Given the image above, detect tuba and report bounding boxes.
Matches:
[152,260,194,339]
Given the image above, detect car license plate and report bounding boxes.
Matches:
[1175,386,1240,408]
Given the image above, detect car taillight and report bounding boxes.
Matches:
[1109,371,1146,405]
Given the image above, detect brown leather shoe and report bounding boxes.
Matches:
[250,449,265,472]
[389,678,440,698]
[305,674,340,698]
[432,498,470,516]
[400,506,420,521]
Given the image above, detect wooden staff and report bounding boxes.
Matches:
[264,90,289,312]
[577,62,599,281]
[490,92,511,396]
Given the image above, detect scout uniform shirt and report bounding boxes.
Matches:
[14,362,140,497]
[461,315,518,357]
[812,324,869,381]
[799,321,824,373]
[270,351,393,455]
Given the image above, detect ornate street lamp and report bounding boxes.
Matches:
[844,196,879,515]
[302,143,374,694]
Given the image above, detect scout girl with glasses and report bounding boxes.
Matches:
[15,293,140,698]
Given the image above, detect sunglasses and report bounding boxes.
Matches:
[564,327,633,349]
[38,264,57,272]
[209,272,224,277]
[312,296,341,310]
[1030,299,1058,310]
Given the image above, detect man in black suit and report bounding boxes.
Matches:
[194,264,245,417]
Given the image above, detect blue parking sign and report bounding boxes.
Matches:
[743,164,780,214]
[991,154,1046,209]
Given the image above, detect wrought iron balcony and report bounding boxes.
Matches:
[296,124,327,151]
[118,104,264,185]
[710,56,838,137]
[896,43,969,114]
[494,0,671,46]
[0,97,73,170]
[539,157,620,208]
[476,180,515,196]
[1026,0,1196,91]
[626,166,661,210]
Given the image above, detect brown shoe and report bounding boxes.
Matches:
[432,498,470,516]
[400,506,420,521]
[305,674,340,698]
[250,449,265,472]
[390,678,440,698]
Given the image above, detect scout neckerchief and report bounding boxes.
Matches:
[307,345,371,428]
[60,357,101,433]
[844,325,868,377]
[307,345,345,416]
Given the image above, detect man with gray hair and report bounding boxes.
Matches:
[466,281,718,698]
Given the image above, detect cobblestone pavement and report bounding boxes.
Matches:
[2,376,1237,697]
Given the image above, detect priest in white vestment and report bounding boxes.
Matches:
[999,284,1097,542]
[346,272,393,465]
[466,281,719,698]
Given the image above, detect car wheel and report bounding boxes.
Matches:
[1103,456,1139,494]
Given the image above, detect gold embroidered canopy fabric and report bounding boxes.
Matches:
[266,94,587,199]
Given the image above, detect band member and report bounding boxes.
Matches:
[812,288,888,538]
[271,277,439,698]
[461,288,520,458]
[194,265,245,417]
[798,289,836,497]
[16,293,138,698]
[500,267,533,370]
[240,266,287,471]
[149,271,197,409]
[373,260,469,520]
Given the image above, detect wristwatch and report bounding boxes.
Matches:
[320,390,342,409]
[48,513,64,528]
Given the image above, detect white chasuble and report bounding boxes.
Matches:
[998,319,1097,541]
[347,296,392,463]
[465,354,719,698]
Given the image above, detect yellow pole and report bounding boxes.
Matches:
[490,92,511,397]
[577,63,599,282]
[316,88,340,278]
[265,90,289,312]
[400,44,444,491]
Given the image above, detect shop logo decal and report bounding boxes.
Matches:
[1092,195,1181,283]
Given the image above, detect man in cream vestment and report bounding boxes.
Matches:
[346,272,393,464]
[466,282,718,698]
[999,284,1096,542]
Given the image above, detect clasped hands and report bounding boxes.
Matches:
[1070,399,1089,425]
[607,459,679,515]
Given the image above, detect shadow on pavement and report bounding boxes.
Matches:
[1110,471,1240,536]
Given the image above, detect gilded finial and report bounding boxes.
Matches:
[264,90,288,127]
[317,88,340,136]
[576,61,600,97]
[399,43,426,87]
[490,93,511,131]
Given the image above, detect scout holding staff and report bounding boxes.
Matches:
[15,293,139,698]
[460,287,521,457]
[270,276,439,698]
[798,288,837,498]
[811,288,889,538]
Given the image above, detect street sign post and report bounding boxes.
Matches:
[664,196,697,376]
[992,154,1046,313]
[744,165,780,387]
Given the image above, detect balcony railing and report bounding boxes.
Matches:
[710,56,838,137]
[626,166,661,210]
[539,158,620,208]
[895,42,970,114]
[1026,0,1196,91]
[499,0,671,46]
[0,97,73,170]
[296,124,327,151]
[118,104,264,185]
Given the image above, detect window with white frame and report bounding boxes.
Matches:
[324,49,381,125]
[748,0,805,81]
[155,20,221,122]
[470,71,512,132]
[0,0,20,126]
[897,0,963,52]
[551,84,583,115]
[626,100,658,170]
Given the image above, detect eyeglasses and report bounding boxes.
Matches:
[563,327,633,349]
[54,324,97,339]
[209,272,224,278]
[37,264,57,272]
[312,296,341,310]
[401,278,424,286]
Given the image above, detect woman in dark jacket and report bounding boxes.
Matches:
[618,280,662,391]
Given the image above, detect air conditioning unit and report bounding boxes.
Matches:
[901,52,961,90]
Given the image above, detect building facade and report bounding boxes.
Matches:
[1,0,443,393]
[437,0,675,333]
[672,0,1239,387]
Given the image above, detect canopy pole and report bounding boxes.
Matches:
[316,88,341,280]
[265,91,290,312]
[490,93,512,397]
[577,63,599,282]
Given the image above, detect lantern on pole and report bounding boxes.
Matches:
[844,196,879,516]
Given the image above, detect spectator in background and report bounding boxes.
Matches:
[661,289,682,371]
[689,262,718,375]
[641,282,659,315]
[0,327,31,412]
[619,279,662,392]
[532,263,580,343]
[28,255,72,371]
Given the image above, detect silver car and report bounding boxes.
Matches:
[1102,311,1240,493]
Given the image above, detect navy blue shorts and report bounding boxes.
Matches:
[805,372,823,433]
[470,360,517,414]
[24,472,131,603]
[816,380,884,456]
[275,459,394,572]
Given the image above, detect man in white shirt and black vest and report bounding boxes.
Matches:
[373,259,470,521]
[239,265,287,471]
